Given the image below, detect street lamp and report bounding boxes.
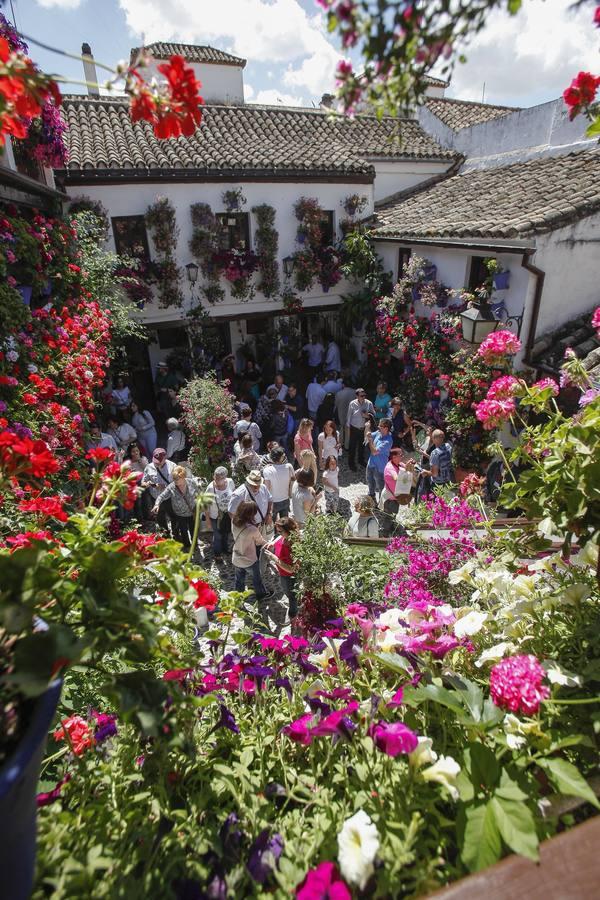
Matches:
[185,261,199,285]
[282,255,295,279]
[460,297,500,345]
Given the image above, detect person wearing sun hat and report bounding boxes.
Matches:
[154,360,179,419]
[228,469,272,528]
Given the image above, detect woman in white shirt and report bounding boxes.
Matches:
[107,415,137,458]
[111,376,132,412]
[205,465,235,562]
[322,454,340,514]
[262,446,295,520]
[231,500,269,599]
[131,401,157,456]
[318,419,341,469]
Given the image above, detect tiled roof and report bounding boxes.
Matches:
[373,148,600,240]
[531,310,600,380]
[58,97,456,179]
[424,97,518,131]
[130,43,246,68]
[424,75,449,88]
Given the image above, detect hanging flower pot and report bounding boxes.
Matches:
[493,270,510,290]
[41,279,52,298]
[0,679,62,900]
[297,231,307,245]
[17,285,33,306]
[422,264,437,283]
[322,284,330,293]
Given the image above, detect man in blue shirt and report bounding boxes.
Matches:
[366,418,393,501]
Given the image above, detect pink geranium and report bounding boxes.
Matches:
[487,375,522,401]
[296,861,351,900]
[477,330,522,366]
[490,654,550,715]
[474,397,516,430]
[592,306,600,337]
[531,377,559,397]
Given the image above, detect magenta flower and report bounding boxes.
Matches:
[475,397,516,430]
[490,654,550,715]
[282,713,315,745]
[296,861,352,900]
[487,375,522,401]
[311,702,359,739]
[477,330,522,366]
[592,306,600,337]
[368,721,418,756]
[579,388,600,407]
[387,687,404,708]
[36,774,71,807]
[531,377,559,397]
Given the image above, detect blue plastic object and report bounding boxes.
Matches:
[0,679,62,900]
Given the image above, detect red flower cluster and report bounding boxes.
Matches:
[19,494,68,522]
[118,529,163,560]
[53,714,95,755]
[96,461,142,510]
[190,578,219,610]
[0,37,62,145]
[5,529,54,549]
[130,54,204,139]
[0,430,59,479]
[563,71,600,120]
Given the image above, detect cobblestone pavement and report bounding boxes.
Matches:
[194,451,370,634]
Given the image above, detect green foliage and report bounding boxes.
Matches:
[502,395,600,551]
[178,373,237,480]
[291,513,349,598]
[145,197,183,308]
[252,204,280,298]
[71,211,148,356]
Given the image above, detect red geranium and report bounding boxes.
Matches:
[53,715,94,755]
[19,495,68,522]
[0,432,60,479]
[190,578,219,610]
[85,447,114,462]
[563,71,600,119]
[118,530,163,560]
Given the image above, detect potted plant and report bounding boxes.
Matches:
[221,188,246,212]
[341,193,368,218]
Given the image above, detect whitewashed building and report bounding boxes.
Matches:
[54,42,600,376]
[55,42,458,375]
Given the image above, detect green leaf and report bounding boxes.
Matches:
[466,742,500,792]
[374,652,414,676]
[460,801,502,872]
[402,682,464,714]
[537,758,600,810]
[489,797,539,861]
[586,117,600,138]
[445,675,484,723]
[495,771,528,802]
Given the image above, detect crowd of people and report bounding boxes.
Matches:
[89,337,460,619]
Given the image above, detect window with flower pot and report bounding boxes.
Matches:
[216,212,250,251]
[319,211,335,247]
[398,247,412,280]
[112,216,150,262]
[468,255,490,291]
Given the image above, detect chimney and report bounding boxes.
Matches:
[82,43,100,97]
[320,93,335,110]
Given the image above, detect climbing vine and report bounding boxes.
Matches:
[252,204,280,299]
[291,196,342,293]
[145,197,183,308]
[189,202,225,305]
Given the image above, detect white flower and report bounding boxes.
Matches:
[561,583,591,605]
[408,736,437,769]
[571,541,599,570]
[541,660,582,687]
[308,648,335,671]
[448,560,475,585]
[337,810,380,889]
[27,363,38,373]
[376,609,405,631]
[304,679,326,698]
[420,755,461,801]
[475,641,515,667]
[503,713,540,749]
[374,627,402,654]
[453,609,488,638]
[513,574,537,598]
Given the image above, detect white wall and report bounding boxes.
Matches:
[533,212,600,338]
[418,97,595,171]
[66,179,376,326]
[141,60,244,105]
[372,160,451,201]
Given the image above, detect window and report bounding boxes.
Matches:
[246,316,269,336]
[216,212,250,251]
[157,327,188,351]
[112,216,150,261]
[468,255,492,291]
[398,247,412,280]
[319,210,335,247]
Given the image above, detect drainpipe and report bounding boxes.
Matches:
[82,43,100,97]
[521,250,545,365]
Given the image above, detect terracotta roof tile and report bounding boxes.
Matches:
[424,97,518,131]
[58,97,457,179]
[373,148,600,240]
[130,43,246,68]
